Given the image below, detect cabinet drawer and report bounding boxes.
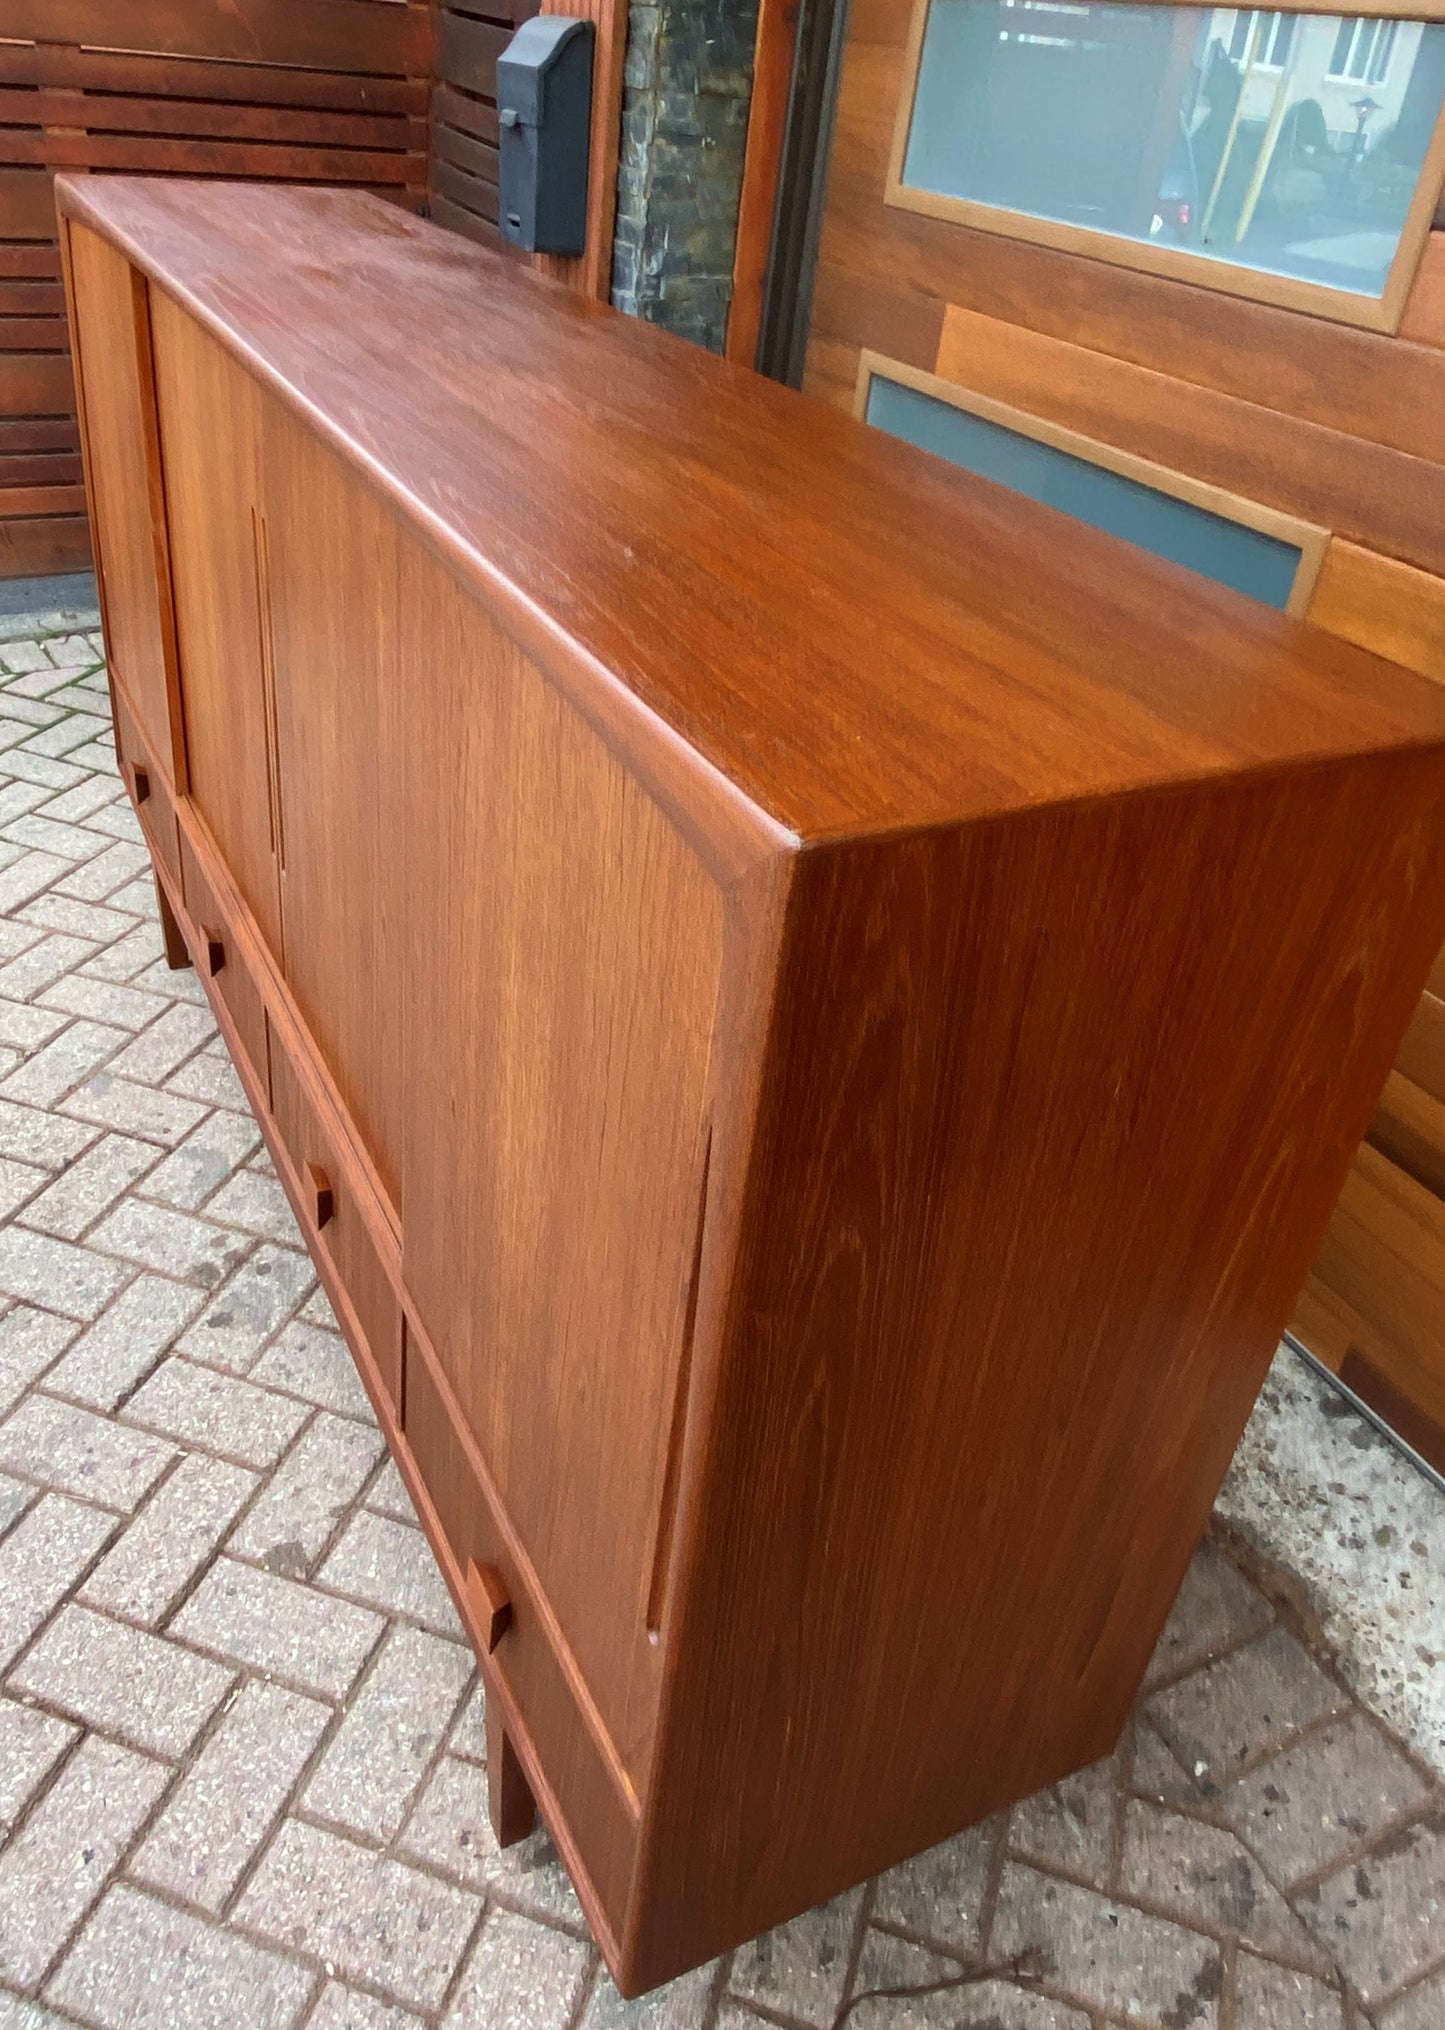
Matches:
[269,1028,402,1411]
[112,686,180,890]
[177,833,267,1096]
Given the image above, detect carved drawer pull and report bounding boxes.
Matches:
[305,1161,334,1230]
[200,925,226,977]
[469,1561,513,1652]
[131,763,150,804]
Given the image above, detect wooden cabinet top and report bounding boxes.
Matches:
[58,176,1445,846]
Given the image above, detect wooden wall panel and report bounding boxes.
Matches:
[535,0,627,301]
[428,1,537,249]
[0,1,434,577]
[1401,232,1445,348]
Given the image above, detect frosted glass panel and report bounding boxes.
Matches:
[866,375,1302,607]
[903,3,1445,299]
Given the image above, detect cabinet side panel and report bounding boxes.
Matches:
[400,545,723,1789]
[63,223,182,780]
[149,294,283,964]
[260,396,407,1220]
[631,748,1445,1985]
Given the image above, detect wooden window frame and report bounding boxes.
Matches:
[854,349,1332,615]
[885,0,1445,334]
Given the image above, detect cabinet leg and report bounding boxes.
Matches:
[486,1694,536,1847]
[155,876,191,971]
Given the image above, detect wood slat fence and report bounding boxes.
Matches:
[0,0,436,576]
[428,0,538,248]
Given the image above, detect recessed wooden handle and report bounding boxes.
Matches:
[305,1160,334,1229]
[131,763,150,804]
[468,1561,513,1652]
[201,925,226,977]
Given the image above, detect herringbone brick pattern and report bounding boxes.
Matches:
[0,615,1440,2030]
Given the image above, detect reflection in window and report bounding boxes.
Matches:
[901,2,1445,299]
[864,373,1306,609]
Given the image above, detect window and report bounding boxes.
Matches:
[1228,11,1297,68]
[896,2,1445,317]
[1328,16,1400,84]
[861,363,1325,613]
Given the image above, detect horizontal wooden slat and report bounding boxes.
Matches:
[0,247,62,281]
[933,303,1445,580]
[429,157,501,227]
[0,44,428,114]
[0,282,65,316]
[0,87,419,151]
[0,134,414,182]
[0,168,58,238]
[0,317,66,353]
[0,482,87,517]
[0,0,431,77]
[431,123,498,187]
[437,11,510,94]
[0,353,75,414]
[0,418,79,454]
[1397,991,1445,1111]
[433,82,499,140]
[0,451,82,487]
[428,187,501,249]
[1308,542,1445,688]
[0,511,90,575]
[1370,1070,1445,1202]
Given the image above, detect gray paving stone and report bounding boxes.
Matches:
[0,1470,29,1536]
[106,1003,215,1084]
[0,999,67,1050]
[252,1322,375,1422]
[83,799,143,847]
[44,1274,205,1412]
[0,1735,169,1988]
[0,1306,76,1417]
[1119,1798,1330,1971]
[442,1907,590,2030]
[47,1883,315,2030]
[1147,1626,1347,1783]
[78,921,165,985]
[0,1020,125,1109]
[0,1395,173,1511]
[1130,1717,1205,1809]
[398,1757,584,1928]
[19,1134,159,1241]
[0,1698,76,1833]
[447,1681,487,1762]
[991,1863,1223,2029]
[236,1819,481,2012]
[870,1818,996,1952]
[307,1987,424,2030]
[581,1967,717,2030]
[361,1457,418,1527]
[60,1071,206,1147]
[0,1494,116,1669]
[178,1245,316,1374]
[18,716,108,764]
[0,935,94,1006]
[89,1197,249,1288]
[19,895,130,946]
[54,839,150,905]
[2,813,108,861]
[0,1226,128,1320]
[0,852,69,916]
[39,972,166,1043]
[0,1097,95,1172]
[845,1927,1087,2029]
[0,750,84,793]
[0,642,49,675]
[124,1355,308,1468]
[729,1888,863,2029]
[203,1168,300,1245]
[1220,1711,1429,1887]
[1009,1749,1118,1883]
[0,1157,43,1222]
[12,1603,233,1758]
[300,1286,338,1330]
[231,1413,385,1578]
[304,1626,471,1840]
[36,777,122,824]
[132,1677,331,1912]
[79,1451,257,1625]
[142,1112,261,1212]
[0,1987,75,2027]
[1231,1952,1345,2030]
[1297,1810,1445,2004]
[172,1556,383,1700]
[317,1513,460,1636]
[166,1051,248,1112]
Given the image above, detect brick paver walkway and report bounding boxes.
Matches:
[0,615,1440,2030]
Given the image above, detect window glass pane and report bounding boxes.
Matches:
[902,3,1445,300]
[865,374,1304,609]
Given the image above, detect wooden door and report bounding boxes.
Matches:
[149,294,284,965]
[259,397,408,1220]
[796,0,1445,1469]
[61,222,184,782]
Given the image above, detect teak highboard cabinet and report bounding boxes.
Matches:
[58,174,1445,1994]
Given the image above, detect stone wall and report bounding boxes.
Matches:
[611,0,761,352]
